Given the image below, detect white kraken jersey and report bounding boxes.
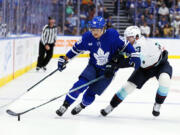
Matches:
[133,36,162,68]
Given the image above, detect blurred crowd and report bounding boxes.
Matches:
[119,0,180,38]
[0,0,179,38]
[63,0,113,35]
[0,0,113,37]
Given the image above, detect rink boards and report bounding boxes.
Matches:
[0,36,180,87]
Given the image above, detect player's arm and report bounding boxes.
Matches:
[66,39,85,59]
[121,42,141,70]
[58,34,87,71]
[114,32,141,70]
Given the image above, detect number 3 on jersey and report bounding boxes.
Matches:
[135,46,141,52]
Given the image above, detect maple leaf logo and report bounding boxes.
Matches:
[94,48,110,66]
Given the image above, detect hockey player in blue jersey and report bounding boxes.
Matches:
[56,16,141,116]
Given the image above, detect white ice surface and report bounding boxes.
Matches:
[0,58,180,135]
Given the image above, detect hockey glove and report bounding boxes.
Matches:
[104,62,118,78]
[58,56,68,71]
[129,52,141,70]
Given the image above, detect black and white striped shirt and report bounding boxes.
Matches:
[41,25,57,45]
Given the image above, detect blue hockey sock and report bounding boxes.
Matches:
[82,89,96,106]
[65,78,88,105]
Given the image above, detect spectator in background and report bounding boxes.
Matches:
[64,25,72,35]
[174,5,180,15]
[169,6,175,21]
[158,16,168,29]
[154,27,161,37]
[127,0,135,22]
[147,14,156,28]
[178,0,180,8]
[140,22,151,37]
[82,0,93,12]
[144,8,150,18]
[147,14,156,37]
[137,0,143,13]
[106,16,113,29]
[88,5,95,21]
[138,15,146,26]
[148,1,158,15]
[163,23,173,37]
[72,27,77,35]
[98,0,103,6]
[141,0,148,9]
[158,3,169,18]
[157,0,164,7]
[66,1,74,15]
[82,0,93,5]
[171,16,180,38]
[66,13,78,31]
[80,8,88,31]
[103,7,109,19]
[98,6,104,17]
[136,10,143,22]
[57,26,63,35]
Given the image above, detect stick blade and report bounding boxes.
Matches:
[6,109,19,116]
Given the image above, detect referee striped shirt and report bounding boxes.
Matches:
[41,25,57,45]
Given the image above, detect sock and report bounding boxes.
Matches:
[155,93,167,104]
[82,89,96,106]
[65,78,88,105]
[155,85,169,104]
[110,94,123,108]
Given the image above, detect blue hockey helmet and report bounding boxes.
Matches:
[89,16,106,29]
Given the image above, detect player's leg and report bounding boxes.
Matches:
[37,42,46,70]
[101,68,148,116]
[41,44,54,71]
[152,60,173,117]
[56,64,96,116]
[153,73,172,116]
[71,75,113,115]
[56,78,89,116]
[71,88,96,115]
[101,81,136,116]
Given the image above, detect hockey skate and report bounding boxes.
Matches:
[56,106,68,116]
[56,101,70,116]
[100,105,114,116]
[152,103,161,117]
[71,103,85,115]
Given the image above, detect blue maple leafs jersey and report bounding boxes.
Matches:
[66,28,136,69]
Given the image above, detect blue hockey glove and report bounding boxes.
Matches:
[129,52,141,70]
[58,56,68,71]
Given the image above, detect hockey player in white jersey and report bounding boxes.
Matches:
[100,26,173,117]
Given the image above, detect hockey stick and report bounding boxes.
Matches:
[6,75,104,121]
[0,69,58,109]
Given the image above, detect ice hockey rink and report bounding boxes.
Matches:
[0,58,180,135]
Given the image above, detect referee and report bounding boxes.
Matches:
[36,16,57,71]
